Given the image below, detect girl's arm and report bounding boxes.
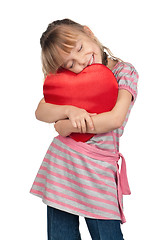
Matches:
[35,98,96,130]
[54,89,132,136]
[35,98,68,123]
[87,89,132,134]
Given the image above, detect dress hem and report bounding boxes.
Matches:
[30,190,122,221]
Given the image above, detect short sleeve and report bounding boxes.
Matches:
[116,63,139,102]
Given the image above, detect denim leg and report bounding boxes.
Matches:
[47,206,82,240]
[85,218,124,240]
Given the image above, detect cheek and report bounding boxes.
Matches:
[92,44,102,59]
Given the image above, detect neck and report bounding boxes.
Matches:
[107,58,118,70]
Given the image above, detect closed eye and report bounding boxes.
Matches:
[69,62,74,69]
[78,44,83,52]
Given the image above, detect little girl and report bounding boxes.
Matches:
[30,18,138,240]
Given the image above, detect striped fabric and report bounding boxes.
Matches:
[30,62,138,223]
[86,62,139,152]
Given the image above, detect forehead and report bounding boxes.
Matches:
[59,32,92,55]
[58,35,85,60]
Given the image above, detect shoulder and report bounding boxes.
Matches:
[113,61,139,79]
[113,61,139,102]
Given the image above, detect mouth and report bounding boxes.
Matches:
[87,54,94,66]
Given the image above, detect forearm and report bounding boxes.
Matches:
[61,89,132,135]
[54,119,79,137]
[86,111,119,134]
[35,98,96,129]
[35,98,69,123]
[55,112,117,136]
[60,111,118,135]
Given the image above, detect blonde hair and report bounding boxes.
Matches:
[40,19,122,77]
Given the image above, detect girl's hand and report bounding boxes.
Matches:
[65,106,97,133]
[54,119,75,137]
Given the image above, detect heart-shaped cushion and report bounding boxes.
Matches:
[43,64,118,142]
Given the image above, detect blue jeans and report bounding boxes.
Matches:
[47,206,124,240]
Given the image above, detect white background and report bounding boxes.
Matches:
[1,0,159,239]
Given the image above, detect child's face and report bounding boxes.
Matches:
[61,32,102,74]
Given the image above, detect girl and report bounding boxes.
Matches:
[30,19,138,240]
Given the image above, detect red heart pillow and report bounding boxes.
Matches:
[43,64,118,142]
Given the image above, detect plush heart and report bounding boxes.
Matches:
[43,64,118,142]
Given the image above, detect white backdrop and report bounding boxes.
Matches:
[1,0,159,239]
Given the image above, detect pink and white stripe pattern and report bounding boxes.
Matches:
[30,134,131,223]
[86,62,138,152]
[30,62,138,223]
[31,136,121,219]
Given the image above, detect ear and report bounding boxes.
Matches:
[83,26,94,37]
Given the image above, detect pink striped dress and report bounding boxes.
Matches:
[30,62,139,223]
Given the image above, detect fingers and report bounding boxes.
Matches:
[85,115,95,130]
[74,116,95,133]
[75,119,86,133]
[81,118,87,133]
[70,111,97,133]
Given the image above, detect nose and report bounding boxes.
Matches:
[77,57,88,69]
[73,59,88,73]
[74,52,88,68]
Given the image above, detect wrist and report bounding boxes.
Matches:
[65,119,80,133]
[63,105,72,118]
